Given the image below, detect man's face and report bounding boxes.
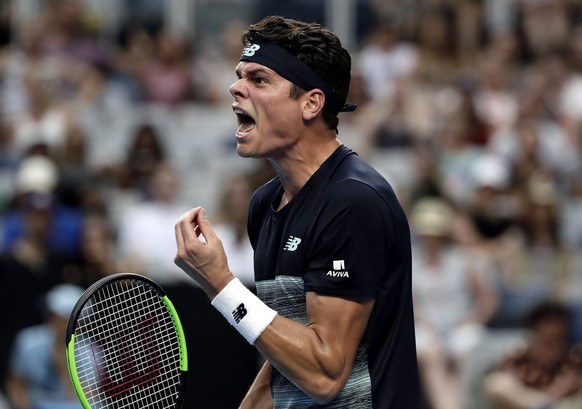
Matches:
[229,62,304,159]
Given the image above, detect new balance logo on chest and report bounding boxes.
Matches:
[283,236,302,251]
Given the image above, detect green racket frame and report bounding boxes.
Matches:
[65,273,188,409]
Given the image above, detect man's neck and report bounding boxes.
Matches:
[270,137,341,202]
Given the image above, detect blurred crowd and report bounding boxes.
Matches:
[1,0,582,408]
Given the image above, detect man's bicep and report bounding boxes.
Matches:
[306,291,375,363]
[252,291,375,403]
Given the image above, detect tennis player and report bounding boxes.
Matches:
[174,15,421,408]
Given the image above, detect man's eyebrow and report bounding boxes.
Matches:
[235,66,274,78]
[249,67,271,76]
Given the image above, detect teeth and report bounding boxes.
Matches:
[237,125,249,136]
[237,125,253,137]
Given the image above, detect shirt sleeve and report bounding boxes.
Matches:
[8,327,38,378]
[303,179,396,298]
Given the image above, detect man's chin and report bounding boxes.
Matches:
[235,144,256,159]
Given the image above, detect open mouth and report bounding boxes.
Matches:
[233,108,256,137]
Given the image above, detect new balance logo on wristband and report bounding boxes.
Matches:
[232,303,248,323]
[212,278,277,344]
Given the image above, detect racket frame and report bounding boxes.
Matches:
[65,273,188,409]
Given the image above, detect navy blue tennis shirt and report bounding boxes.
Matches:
[247,145,421,408]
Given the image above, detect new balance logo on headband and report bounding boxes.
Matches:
[242,44,260,57]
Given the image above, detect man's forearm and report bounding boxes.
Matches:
[239,361,273,409]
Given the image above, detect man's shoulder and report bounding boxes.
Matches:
[13,324,54,354]
[328,154,399,206]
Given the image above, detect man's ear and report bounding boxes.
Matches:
[302,89,325,121]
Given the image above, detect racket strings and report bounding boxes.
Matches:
[79,283,178,377]
[77,296,178,374]
[73,279,183,408]
[85,282,179,406]
[79,282,180,408]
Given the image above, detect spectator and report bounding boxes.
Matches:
[211,174,255,288]
[484,301,582,409]
[466,153,517,246]
[410,197,498,409]
[489,67,580,190]
[5,283,85,409]
[0,16,62,120]
[473,54,519,138]
[62,212,120,288]
[8,73,73,158]
[491,171,574,328]
[25,0,108,111]
[412,5,459,87]
[98,122,168,228]
[138,30,195,106]
[518,0,571,60]
[41,0,109,68]
[117,161,190,285]
[357,20,418,101]
[435,113,486,207]
[52,123,104,213]
[357,79,418,152]
[0,205,75,394]
[110,24,157,102]
[2,154,84,256]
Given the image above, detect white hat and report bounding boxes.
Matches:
[14,155,58,194]
[472,154,510,190]
[45,284,85,319]
[410,198,454,237]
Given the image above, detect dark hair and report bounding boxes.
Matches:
[241,15,352,131]
[525,301,572,329]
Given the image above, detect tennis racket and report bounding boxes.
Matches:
[65,273,188,409]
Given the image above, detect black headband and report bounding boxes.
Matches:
[240,38,357,115]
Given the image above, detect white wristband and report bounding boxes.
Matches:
[211,278,277,344]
